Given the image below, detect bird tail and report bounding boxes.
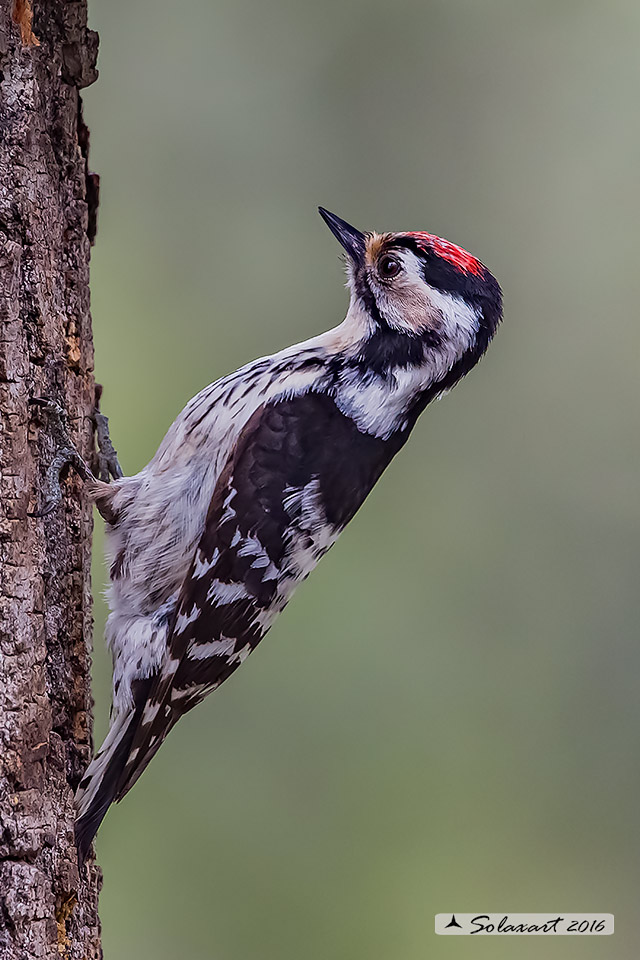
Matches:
[74,709,140,866]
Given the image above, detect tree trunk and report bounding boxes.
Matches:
[0,2,102,957]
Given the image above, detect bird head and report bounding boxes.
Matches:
[318,207,502,393]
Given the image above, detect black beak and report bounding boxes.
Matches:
[318,207,367,266]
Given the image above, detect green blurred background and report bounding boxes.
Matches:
[84,1,640,957]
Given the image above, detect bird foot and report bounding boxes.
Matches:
[29,397,123,518]
[29,398,96,517]
[94,410,123,483]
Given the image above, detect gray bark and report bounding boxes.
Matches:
[0,2,102,957]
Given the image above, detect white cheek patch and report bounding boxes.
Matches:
[425,285,480,374]
[334,252,482,438]
[369,249,480,374]
[427,285,478,337]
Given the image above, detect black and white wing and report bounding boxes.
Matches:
[115,391,408,798]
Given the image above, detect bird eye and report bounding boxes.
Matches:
[378,254,402,279]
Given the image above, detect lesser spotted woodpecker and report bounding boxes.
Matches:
[74,208,502,861]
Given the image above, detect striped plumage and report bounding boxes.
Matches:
[75,209,502,861]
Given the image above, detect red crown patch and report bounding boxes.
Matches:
[409,232,483,277]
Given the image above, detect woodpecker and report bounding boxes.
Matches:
[73,208,502,862]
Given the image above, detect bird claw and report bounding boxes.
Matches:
[29,495,60,519]
[29,398,94,517]
[29,395,124,517]
[93,411,123,482]
[29,396,69,430]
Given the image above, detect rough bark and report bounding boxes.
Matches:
[0,3,102,958]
